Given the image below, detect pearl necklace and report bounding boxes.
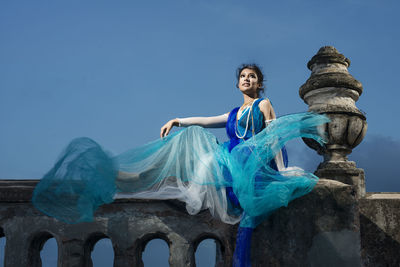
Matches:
[235,99,257,139]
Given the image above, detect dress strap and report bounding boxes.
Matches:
[253,97,264,106]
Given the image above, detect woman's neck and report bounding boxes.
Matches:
[242,94,259,106]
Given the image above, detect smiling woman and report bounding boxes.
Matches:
[32,64,329,267]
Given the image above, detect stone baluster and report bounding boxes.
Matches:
[107,218,136,267]
[168,234,195,267]
[60,238,85,267]
[299,46,367,197]
[113,246,135,267]
[3,232,30,267]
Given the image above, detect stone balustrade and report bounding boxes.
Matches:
[0,180,235,267]
[0,179,399,266]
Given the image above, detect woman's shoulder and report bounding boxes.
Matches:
[257,98,275,118]
[257,98,272,108]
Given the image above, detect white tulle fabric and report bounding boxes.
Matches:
[114,118,287,225]
[114,126,241,224]
[113,127,306,226]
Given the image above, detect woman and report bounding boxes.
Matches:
[156,64,327,266]
[32,64,329,267]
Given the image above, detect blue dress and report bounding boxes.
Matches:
[32,98,329,265]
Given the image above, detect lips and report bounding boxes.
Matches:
[243,83,250,86]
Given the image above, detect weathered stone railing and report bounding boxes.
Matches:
[0,180,236,267]
[0,180,399,266]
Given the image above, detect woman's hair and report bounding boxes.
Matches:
[236,63,265,95]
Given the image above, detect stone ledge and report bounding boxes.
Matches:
[364,193,400,199]
[0,180,38,202]
[0,179,360,203]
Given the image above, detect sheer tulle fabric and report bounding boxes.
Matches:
[115,126,239,224]
[32,137,118,223]
[32,112,329,225]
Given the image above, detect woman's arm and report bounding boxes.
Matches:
[259,99,287,171]
[259,99,276,122]
[177,113,229,127]
[160,113,229,138]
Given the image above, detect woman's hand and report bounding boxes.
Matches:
[160,118,179,138]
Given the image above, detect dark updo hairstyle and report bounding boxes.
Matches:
[236,63,265,95]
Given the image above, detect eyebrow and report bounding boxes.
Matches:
[241,73,256,77]
[240,71,257,78]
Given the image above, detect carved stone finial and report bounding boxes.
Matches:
[300,46,367,197]
[307,46,351,70]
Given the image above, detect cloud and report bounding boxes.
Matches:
[287,135,400,192]
[349,135,400,192]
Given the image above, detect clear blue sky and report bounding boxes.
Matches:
[1,0,400,265]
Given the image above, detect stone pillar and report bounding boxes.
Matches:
[113,247,136,267]
[60,238,85,267]
[168,235,195,267]
[107,218,136,267]
[299,46,367,198]
[3,231,30,267]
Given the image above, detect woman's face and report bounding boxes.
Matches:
[238,68,261,97]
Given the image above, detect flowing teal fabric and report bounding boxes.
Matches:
[32,103,329,225]
[32,137,118,223]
